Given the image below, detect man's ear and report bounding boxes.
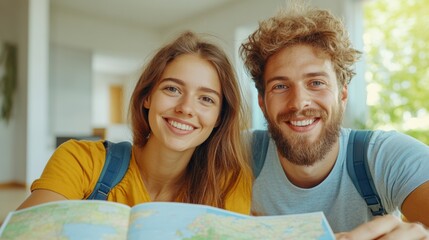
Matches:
[258,93,266,115]
[340,84,348,108]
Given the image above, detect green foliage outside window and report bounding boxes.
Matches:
[363,0,429,144]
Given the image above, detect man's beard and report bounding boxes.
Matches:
[266,106,343,166]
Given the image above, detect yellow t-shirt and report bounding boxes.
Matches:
[31,140,251,214]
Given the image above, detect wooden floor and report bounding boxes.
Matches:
[0,186,30,225]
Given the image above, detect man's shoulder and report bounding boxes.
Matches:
[366,129,424,148]
[340,128,404,142]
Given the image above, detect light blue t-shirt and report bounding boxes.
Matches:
[252,128,429,233]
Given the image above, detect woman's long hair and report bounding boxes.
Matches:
[129,31,252,208]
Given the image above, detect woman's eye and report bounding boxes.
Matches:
[164,86,180,94]
[201,96,215,104]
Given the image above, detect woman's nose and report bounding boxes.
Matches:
[175,95,195,116]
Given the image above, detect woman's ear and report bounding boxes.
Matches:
[143,97,150,109]
[215,116,222,128]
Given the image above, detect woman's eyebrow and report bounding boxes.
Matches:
[160,77,221,99]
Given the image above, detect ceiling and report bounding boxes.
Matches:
[49,0,243,75]
[50,0,240,31]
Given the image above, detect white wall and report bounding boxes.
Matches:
[13,0,30,185]
[0,0,51,185]
[49,44,92,137]
[165,0,287,58]
[26,0,50,186]
[0,0,19,183]
[50,6,160,61]
[0,0,29,184]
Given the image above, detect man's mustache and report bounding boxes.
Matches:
[276,109,328,122]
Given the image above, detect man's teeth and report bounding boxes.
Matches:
[290,119,315,127]
[169,120,193,131]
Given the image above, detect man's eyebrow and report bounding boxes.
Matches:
[266,76,290,85]
[304,71,329,78]
[266,71,329,84]
[160,77,221,99]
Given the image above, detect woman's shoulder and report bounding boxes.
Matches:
[51,139,107,173]
[30,140,108,199]
[56,139,106,156]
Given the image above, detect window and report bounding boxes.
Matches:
[364,0,429,144]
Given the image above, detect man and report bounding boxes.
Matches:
[240,2,429,239]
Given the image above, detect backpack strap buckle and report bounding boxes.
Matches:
[364,195,385,216]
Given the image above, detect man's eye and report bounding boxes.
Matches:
[273,84,288,90]
[310,80,325,87]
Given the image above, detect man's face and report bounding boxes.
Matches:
[260,44,348,166]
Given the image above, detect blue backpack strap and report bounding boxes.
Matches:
[87,141,132,200]
[252,130,270,178]
[347,130,386,216]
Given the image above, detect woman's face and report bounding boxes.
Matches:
[144,53,222,153]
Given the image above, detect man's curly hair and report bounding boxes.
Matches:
[240,2,361,96]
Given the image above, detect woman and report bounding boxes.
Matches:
[18,31,252,214]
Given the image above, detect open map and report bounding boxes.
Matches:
[0,201,334,239]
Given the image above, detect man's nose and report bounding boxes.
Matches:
[286,87,311,111]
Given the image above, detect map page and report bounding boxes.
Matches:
[127,202,335,240]
[0,200,130,240]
